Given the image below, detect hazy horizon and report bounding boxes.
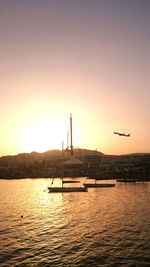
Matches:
[1,147,150,158]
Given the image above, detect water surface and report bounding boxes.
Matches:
[0,178,150,266]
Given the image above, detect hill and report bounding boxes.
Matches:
[0,149,149,179]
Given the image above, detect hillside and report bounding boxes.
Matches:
[0,149,149,179]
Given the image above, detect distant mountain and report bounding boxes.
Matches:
[0,149,150,166]
[0,149,104,167]
[0,149,149,179]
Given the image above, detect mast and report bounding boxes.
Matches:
[67,130,69,150]
[61,140,64,187]
[70,113,73,156]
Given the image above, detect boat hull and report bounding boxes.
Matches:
[83,183,115,188]
[117,179,140,183]
[48,186,87,192]
[62,180,80,184]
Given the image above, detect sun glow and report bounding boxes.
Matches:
[21,118,67,153]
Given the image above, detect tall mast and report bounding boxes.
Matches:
[61,140,64,186]
[67,130,69,150]
[70,113,73,156]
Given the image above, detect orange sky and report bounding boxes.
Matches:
[0,0,150,156]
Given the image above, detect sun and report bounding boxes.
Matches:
[21,118,66,153]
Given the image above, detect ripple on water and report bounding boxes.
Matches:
[0,179,150,266]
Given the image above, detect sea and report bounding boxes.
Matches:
[0,178,150,267]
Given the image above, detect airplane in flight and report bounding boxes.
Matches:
[114,131,130,137]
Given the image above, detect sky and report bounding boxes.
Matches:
[0,0,150,156]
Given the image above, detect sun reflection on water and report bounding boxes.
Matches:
[0,179,150,266]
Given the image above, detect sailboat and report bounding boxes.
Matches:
[48,114,88,193]
[48,181,87,192]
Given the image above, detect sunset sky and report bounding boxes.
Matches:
[0,0,150,156]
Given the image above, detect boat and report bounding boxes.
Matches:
[48,186,87,193]
[83,177,115,188]
[48,114,88,193]
[62,180,80,183]
[117,178,140,183]
[84,183,115,188]
[48,178,87,193]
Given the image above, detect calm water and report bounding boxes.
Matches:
[0,178,150,267]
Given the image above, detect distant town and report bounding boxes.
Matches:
[0,149,150,181]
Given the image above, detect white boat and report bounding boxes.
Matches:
[48,178,87,193]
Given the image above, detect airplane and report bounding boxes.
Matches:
[114,131,130,137]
